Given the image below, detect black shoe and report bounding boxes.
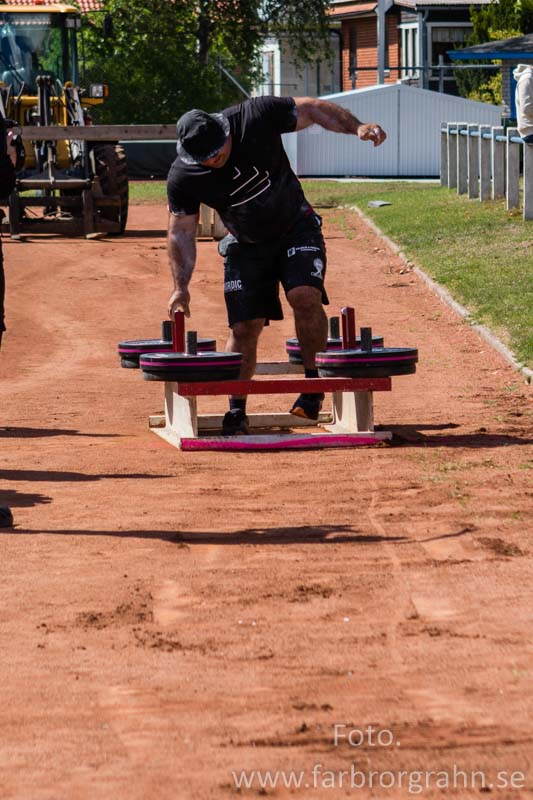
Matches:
[290,392,325,421]
[222,409,250,436]
[0,506,13,528]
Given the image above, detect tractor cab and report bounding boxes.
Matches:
[0,6,80,94]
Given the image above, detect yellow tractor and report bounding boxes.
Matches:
[0,3,128,236]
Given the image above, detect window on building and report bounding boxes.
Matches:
[428,25,472,93]
[400,24,418,79]
[259,50,275,96]
[349,25,357,88]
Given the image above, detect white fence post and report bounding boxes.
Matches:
[524,144,533,221]
[440,122,448,187]
[492,126,505,200]
[447,123,457,189]
[457,123,468,195]
[506,128,520,211]
[467,124,479,199]
[479,125,492,201]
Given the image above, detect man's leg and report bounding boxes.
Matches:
[222,318,265,435]
[226,318,266,379]
[287,286,328,420]
[286,286,327,369]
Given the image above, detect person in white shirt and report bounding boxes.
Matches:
[514,64,533,143]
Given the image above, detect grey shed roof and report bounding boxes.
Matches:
[449,33,533,60]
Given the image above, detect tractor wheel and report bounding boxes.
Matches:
[93,143,129,233]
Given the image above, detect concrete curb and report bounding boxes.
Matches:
[343,204,533,385]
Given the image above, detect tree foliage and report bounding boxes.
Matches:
[81,0,331,123]
[469,0,533,41]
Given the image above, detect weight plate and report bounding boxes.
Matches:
[286,335,384,364]
[317,347,418,378]
[140,351,242,382]
[118,337,216,368]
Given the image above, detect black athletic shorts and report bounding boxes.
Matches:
[219,213,328,327]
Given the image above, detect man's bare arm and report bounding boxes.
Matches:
[294,97,386,147]
[167,211,198,318]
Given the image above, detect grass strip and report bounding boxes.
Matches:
[304,181,532,368]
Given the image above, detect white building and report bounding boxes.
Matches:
[283,82,502,176]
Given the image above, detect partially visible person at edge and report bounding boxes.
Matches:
[166,95,386,436]
[514,64,533,144]
[0,130,16,350]
[0,130,16,530]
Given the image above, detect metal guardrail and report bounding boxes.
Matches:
[440,122,532,221]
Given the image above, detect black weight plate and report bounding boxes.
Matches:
[0,506,13,528]
[118,337,216,368]
[316,347,417,378]
[140,351,242,382]
[286,335,384,364]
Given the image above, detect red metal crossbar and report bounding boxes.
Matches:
[176,377,391,396]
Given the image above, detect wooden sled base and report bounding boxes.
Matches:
[148,364,393,452]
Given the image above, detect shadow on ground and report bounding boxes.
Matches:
[0,469,172,482]
[0,489,52,509]
[2,524,411,545]
[385,424,532,448]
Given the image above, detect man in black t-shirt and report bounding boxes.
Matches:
[167,95,386,435]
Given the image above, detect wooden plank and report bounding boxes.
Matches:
[5,220,82,236]
[199,204,212,237]
[18,124,177,141]
[8,190,20,237]
[200,411,333,430]
[327,391,374,433]
[175,377,391,396]
[213,211,227,240]
[17,178,90,190]
[150,411,333,430]
[82,189,94,237]
[165,382,197,437]
[13,196,82,208]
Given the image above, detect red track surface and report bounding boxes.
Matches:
[0,206,531,799]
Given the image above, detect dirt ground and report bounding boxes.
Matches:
[0,205,531,800]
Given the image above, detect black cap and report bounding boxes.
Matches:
[176,109,230,165]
